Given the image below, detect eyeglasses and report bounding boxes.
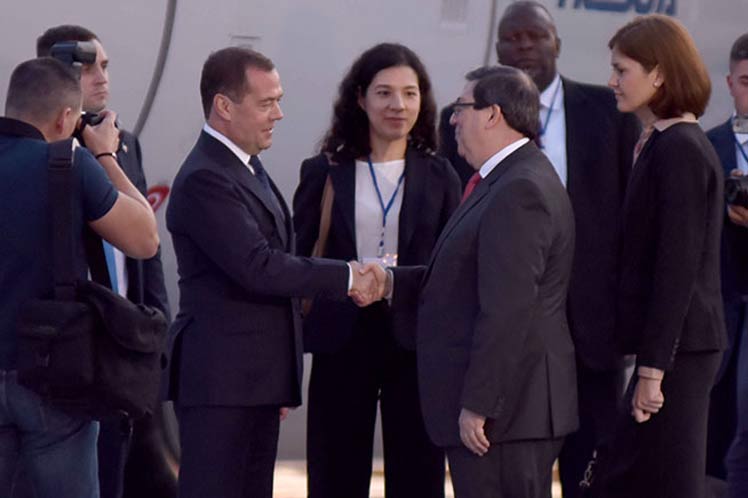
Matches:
[450,101,479,115]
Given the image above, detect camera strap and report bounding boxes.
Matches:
[47,140,114,300]
[734,134,748,166]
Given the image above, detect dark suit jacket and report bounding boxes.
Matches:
[393,142,578,447]
[617,123,727,370]
[117,130,170,320]
[166,131,349,408]
[707,119,748,388]
[708,119,748,304]
[439,78,638,371]
[292,147,461,352]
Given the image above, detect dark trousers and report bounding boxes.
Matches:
[558,363,624,498]
[177,405,279,498]
[306,305,445,498]
[446,438,563,498]
[707,299,745,479]
[727,304,748,498]
[97,416,133,498]
[596,351,721,498]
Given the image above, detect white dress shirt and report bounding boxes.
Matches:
[355,159,405,266]
[478,138,530,179]
[735,132,748,174]
[538,73,568,187]
[112,250,128,297]
[203,123,255,172]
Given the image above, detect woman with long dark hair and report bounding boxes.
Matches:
[293,42,460,498]
[597,14,727,498]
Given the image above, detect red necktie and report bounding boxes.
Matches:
[461,172,482,204]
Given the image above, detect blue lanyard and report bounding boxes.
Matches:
[367,156,405,258]
[539,81,561,148]
[736,134,748,165]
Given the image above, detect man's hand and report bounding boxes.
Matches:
[348,262,386,306]
[459,408,490,456]
[81,110,119,157]
[727,169,748,227]
[279,407,290,421]
[631,376,664,423]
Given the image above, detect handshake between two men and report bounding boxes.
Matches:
[347,262,391,307]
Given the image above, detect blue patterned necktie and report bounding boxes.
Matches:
[249,155,272,194]
[249,155,284,220]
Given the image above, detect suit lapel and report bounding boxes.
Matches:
[420,143,534,287]
[267,176,292,250]
[329,158,357,248]
[397,148,426,257]
[562,78,586,198]
[714,119,738,175]
[199,133,288,248]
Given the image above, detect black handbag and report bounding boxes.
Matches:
[15,138,168,420]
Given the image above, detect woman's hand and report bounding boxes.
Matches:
[631,375,665,423]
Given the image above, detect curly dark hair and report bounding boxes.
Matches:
[321,43,437,161]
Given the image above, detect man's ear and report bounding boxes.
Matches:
[54,106,76,138]
[212,94,233,121]
[55,107,71,131]
[485,104,503,129]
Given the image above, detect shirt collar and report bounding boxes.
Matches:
[732,111,748,143]
[203,123,252,166]
[478,137,530,178]
[652,112,697,132]
[539,74,563,110]
[0,117,45,140]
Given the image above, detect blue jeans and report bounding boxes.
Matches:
[728,304,748,497]
[0,370,99,498]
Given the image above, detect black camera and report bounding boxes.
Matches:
[48,41,106,131]
[49,41,97,66]
[725,176,748,208]
[79,112,105,127]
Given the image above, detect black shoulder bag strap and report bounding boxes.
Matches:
[47,139,114,297]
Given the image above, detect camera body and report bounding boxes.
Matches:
[725,176,748,208]
[49,41,96,66]
[48,40,112,141]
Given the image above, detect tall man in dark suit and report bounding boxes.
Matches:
[368,65,577,498]
[438,4,638,495]
[707,33,748,497]
[166,47,378,498]
[36,25,171,498]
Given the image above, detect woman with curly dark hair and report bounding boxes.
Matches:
[293,42,460,498]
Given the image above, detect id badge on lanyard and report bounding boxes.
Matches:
[366,156,404,267]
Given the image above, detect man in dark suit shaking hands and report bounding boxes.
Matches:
[366,65,578,498]
[166,47,379,498]
[439,4,638,495]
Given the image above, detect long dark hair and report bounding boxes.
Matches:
[321,43,437,161]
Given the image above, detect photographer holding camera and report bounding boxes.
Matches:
[36,25,171,498]
[0,57,158,498]
[707,33,748,498]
